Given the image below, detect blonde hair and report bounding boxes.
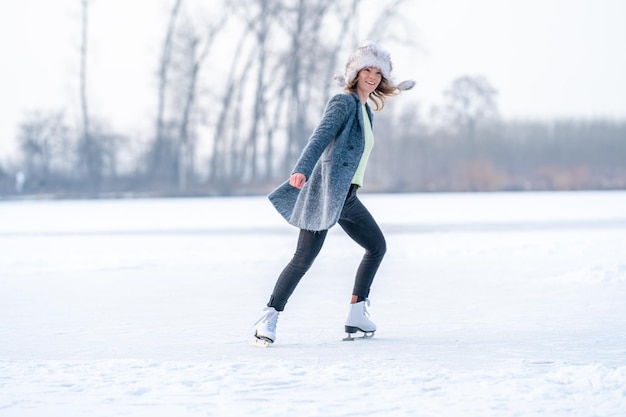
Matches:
[344,73,399,111]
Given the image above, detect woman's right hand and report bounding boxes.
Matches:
[289,173,307,189]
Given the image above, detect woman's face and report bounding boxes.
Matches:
[356,67,382,96]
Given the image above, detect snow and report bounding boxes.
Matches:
[1,191,626,417]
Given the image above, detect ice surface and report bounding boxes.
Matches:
[1,191,625,416]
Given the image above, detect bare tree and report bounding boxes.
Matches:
[243,0,275,181]
[442,75,499,142]
[210,0,285,186]
[208,32,253,186]
[174,12,227,192]
[17,111,72,190]
[149,0,183,186]
[206,0,279,187]
[80,0,90,143]
[78,0,102,190]
[277,0,336,174]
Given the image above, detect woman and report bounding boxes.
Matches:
[254,41,414,345]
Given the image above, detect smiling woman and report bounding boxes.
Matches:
[354,67,382,104]
[254,41,415,346]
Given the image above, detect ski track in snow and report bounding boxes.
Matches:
[1,191,626,417]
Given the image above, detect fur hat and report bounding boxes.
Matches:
[334,40,415,91]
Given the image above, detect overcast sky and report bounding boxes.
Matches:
[1,0,626,161]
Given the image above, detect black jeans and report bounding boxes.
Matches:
[268,184,386,311]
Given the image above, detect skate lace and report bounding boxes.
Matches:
[254,307,279,331]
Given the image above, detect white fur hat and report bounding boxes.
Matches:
[334,40,415,91]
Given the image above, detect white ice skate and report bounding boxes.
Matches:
[343,299,376,341]
[253,307,279,347]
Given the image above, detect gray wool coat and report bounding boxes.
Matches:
[268,92,373,231]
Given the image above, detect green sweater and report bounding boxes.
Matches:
[351,104,374,187]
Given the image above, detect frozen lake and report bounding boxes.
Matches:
[1,191,626,416]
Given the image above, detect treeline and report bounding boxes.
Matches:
[368,76,626,193]
[369,115,626,193]
[3,109,625,196]
[1,0,624,198]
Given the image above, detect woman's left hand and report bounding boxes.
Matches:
[289,173,307,189]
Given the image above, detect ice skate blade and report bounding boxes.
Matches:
[342,331,375,341]
[252,336,273,347]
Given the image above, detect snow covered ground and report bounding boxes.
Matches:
[1,191,626,417]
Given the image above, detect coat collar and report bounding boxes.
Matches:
[349,92,373,130]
